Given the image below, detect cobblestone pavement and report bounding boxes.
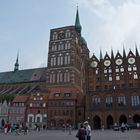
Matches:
[1,129,140,140]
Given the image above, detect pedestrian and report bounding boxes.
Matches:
[76,123,86,140]
[84,121,91,140]
[68,124,72,135]
[121,122,125,132]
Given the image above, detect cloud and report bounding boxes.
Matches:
[74,0,140,56]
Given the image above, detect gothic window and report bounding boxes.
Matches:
[116,75,120,80]
[116,67,119,72]
[57,55,61,65]
[58,44,61,50]
[134,73,138,79]
[54,45,57,51]
[92,97,101,105]
[64,71,70,82]
[60,72,63,82]
[57,73,60,83]
[50,58,53,66]
[106,96,113,107]
[64,53,70,65]
[52,32,58,40]
[67,42,71,49]
[128,66,132,71]
[133,66,137,71]
[65,30,71,38]
[52,73,55,83]
[60,55,63,65]
[52,44,54,51]
[96,69,98,74]
[108,68,112,73]
[131,96,140,106]
[50,56,56,66]
[109,76,112,81]
[117,96,126,106]
[65,42,68,49]
[104,69,107,73]
[61,43,64,50]
[120,67,124,72]
[53,57,56,66]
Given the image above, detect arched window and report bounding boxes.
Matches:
[52,32,58,40]
[64,71,70,82]
[65,30,71,38]
[134,73,138,79]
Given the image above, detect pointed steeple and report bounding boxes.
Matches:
[14,52,19,71]
[111,48,114,59]
[135,43,139,57]
[100,49,103,60]
[75,6,82,34]
[123,46,126,58]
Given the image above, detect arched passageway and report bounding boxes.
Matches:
[106,115,114,129]
[93,116,101,129]
[119,115,127,125]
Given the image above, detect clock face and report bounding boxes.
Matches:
[104,60,111,67]
[115,59,123,65]
[58,32,65,39]
[90,61,98,68]
[128,57,135,64]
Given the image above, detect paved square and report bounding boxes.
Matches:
[1,130,140,140]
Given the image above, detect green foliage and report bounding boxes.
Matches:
[0,95,15,103]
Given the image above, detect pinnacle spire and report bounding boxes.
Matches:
[100,49,103,60]
[111,48,114,59]
[14,52,19,71]
[123,46,126,58]
[75,6,82,34]
[135,43,139,57]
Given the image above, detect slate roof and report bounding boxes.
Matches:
[0,67,47,84]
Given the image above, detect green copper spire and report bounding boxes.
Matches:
[100,49,103,60]
[75,7,82,34]
[14,52,19,71]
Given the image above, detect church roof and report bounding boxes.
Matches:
[0,67,46,84]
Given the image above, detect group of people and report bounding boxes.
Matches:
[76,121,91,140]
[3,123,28,135]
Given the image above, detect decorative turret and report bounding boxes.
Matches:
[135,44,139,57]
[75,7,82,34]
[123,47,126,58]
[14,53,19,71]
[111,48,114,59]
[100,49,103,60]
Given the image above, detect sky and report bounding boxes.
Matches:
[0,0,140,72]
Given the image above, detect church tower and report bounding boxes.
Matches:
[46,8,89,127]
[46,8,89,92]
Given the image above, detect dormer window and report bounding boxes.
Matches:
[54,93,60,97]
[65,93,71,97]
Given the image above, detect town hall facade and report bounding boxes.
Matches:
[0,9,140,129]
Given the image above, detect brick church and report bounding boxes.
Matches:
[0,8,140,129]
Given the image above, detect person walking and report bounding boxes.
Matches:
[76,123,86,140]
[84,121,91,140]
